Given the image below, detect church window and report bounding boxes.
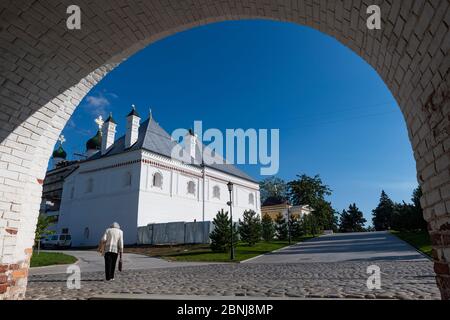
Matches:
[213,185,220,199]
[187,181,196,195]
[152,172,163,188]
[249,193,255,205]
[86,178,93,193]
[124,172,132,187]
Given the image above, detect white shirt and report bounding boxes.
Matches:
[101,227,124,254]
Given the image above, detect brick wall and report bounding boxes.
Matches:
[0,0,448,299]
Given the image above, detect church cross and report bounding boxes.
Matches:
[58,135,66,145]
[95,115,104,130]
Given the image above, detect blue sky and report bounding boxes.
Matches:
[57,20,418,225]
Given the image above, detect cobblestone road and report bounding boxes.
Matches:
[26,261,440,300]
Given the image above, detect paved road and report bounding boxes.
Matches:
[244,231,429,264]
[26,232,440,300]
[29,250,216,276]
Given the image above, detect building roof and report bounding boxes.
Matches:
[105,113,116,124]
[127,106,140,118]
[87,117,257,183]
[262,196,289,206]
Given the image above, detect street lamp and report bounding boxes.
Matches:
[287,205,291,245]
[227,181,235,261]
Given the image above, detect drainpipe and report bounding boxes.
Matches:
[202,163,205,222]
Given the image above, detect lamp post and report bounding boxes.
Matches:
[287,205,291,245]
[227,181,235,261]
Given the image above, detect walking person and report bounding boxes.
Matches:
[99,222,124,281]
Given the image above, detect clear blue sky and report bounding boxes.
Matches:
[57,20,418,226]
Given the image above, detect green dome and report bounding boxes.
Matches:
[52,145,67,159]
[86,130,102,151]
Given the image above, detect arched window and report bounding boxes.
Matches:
[187,181,196,195]
[86,178,93,193]
[212,185,220,199]
[124,172,132,187]
[248,193,255,205]
[84,227,90,239]
[152,172,163,188]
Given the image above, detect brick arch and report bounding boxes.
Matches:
[0,1,448,299]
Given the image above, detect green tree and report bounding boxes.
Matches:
[313,199,339,232]
[287,174,338,232]
[210,209,237,252]
[239,210,262,246]
[274,213,288,241]
[259,177,288,204]
[289,214,303,240]
[35,214,56,248]
[411,186,427,230]
[391,202,413,231]
[261,214,275,242]
[372,190,395,231]
[390,186,427,231]
[339,203,367,232]
[288,174,332,206]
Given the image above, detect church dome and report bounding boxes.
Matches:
[86,130,102,151]
[52,145,67,159]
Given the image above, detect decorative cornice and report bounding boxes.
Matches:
[78,152,259,191]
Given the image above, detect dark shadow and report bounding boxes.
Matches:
[259,232,427,261]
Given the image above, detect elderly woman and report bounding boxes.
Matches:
[99,222,124,281]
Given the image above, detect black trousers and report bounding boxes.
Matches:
[104,252,118,280]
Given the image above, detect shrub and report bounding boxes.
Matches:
[275,213,288,241]
[209,209,237,252]
[261,214,275,242]
[239,210,262,246]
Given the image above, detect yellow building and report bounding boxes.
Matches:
[261,197,313,221]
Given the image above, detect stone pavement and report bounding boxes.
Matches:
[26,232,441,300]
[26,261,440,300]
[29,250,216,276]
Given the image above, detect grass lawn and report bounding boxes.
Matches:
[30,251,78,268]
[125,236,315,262]
[390,230,432,257]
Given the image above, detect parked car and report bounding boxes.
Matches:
[41,234,72,249]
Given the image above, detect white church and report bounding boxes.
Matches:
[52,106,261,246]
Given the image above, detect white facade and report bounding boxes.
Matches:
[57,149,260,247]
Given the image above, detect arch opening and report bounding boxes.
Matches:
[0,1,448,300]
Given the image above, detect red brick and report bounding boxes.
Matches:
[8,264,19,271]
[12,269,27,280]
[0,275,8,284]
[431,233,442,245]
[434,262,450,275]
[442,234,450,245]
[0,284,8,294]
